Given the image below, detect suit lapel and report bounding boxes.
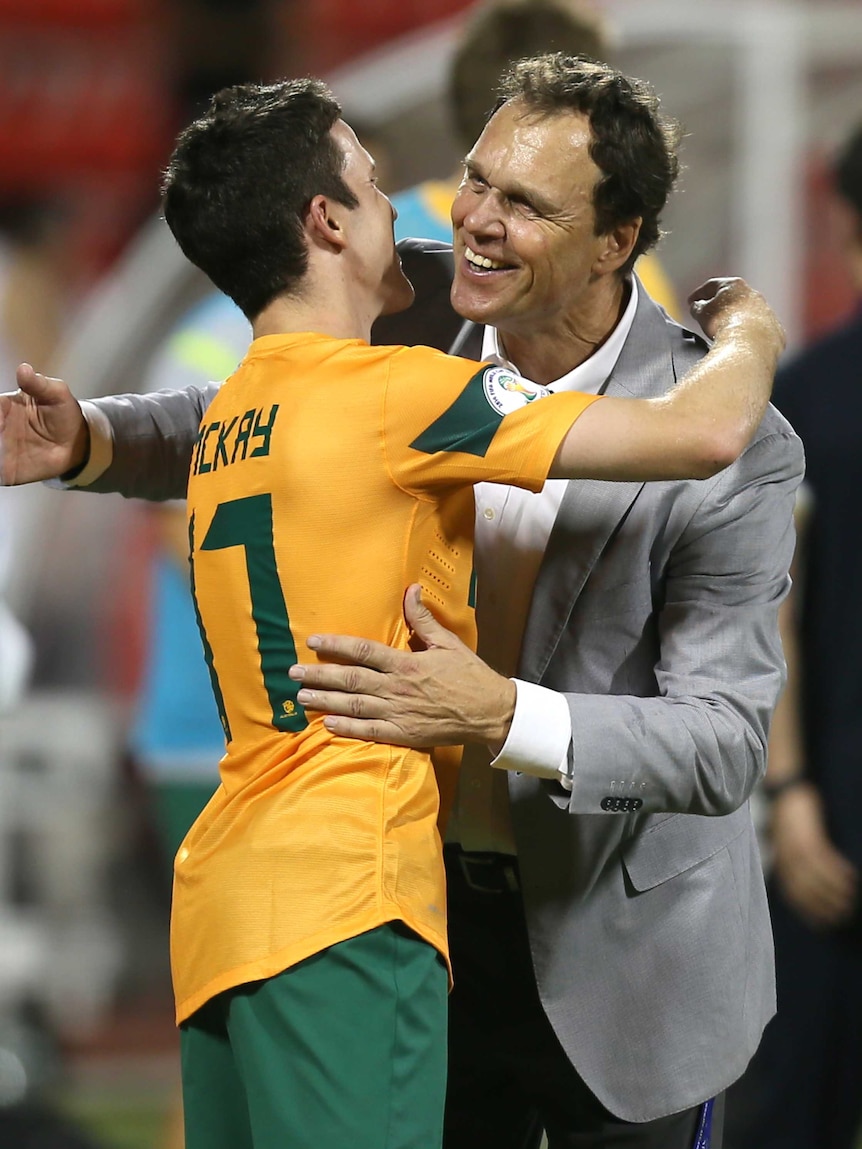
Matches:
[519,285,698,682]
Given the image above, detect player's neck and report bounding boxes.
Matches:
[252,280,376,344]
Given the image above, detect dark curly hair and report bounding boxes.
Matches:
[497,54,682,272]
[163,78,358,319]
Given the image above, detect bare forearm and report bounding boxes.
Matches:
[764,593,805,786]
[652,315,780,474]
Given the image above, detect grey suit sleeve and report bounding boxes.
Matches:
[84,383,218,501]
[563,428,804,818]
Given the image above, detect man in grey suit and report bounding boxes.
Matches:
[1,56,801,1149]
[291,59,801,1146]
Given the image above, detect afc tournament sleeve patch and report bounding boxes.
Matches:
[409,365,550,458]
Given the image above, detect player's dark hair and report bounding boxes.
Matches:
[163,78,358,319]
[496,54,682,273]
[834,122,862,223]
[449,0,607,152]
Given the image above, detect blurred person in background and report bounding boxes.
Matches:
[392,0,680,318]
[0,53,800,1149]
[725,124,862,1149]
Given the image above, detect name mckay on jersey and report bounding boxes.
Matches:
[192,404,280,477]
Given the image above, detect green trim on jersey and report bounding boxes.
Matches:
[188,512,232,743]
[200,493,308,734]
[409,367,503,458]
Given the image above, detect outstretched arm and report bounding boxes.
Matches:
[0,363,216,500]
[549,278,784,482]
[80,384,216,500]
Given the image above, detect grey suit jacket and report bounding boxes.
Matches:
[85,243,804,1122]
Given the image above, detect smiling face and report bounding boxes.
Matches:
[332,120,414,317]
[450,100,623,343]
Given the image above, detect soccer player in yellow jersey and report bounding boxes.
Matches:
[2,78,783,1149]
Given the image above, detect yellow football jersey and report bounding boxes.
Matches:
[174,331,599,1022]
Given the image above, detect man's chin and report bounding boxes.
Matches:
[450,279,503,326]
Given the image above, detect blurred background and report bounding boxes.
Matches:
[0,0,860,1146]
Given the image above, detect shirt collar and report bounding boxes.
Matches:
[479,276,639,396]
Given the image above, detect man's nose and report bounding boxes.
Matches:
[460,190,506,239]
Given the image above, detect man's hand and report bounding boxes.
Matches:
[688,276,786,360]
[289,584,516,751]
[770,780,858,929]
[0,364,89,485]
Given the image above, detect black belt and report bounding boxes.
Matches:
[445,844,520,894]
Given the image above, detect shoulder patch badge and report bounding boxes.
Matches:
[481,367,550,415]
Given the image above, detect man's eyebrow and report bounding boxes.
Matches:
[463,158,557,216]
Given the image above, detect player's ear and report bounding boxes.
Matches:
[307,194,347,251]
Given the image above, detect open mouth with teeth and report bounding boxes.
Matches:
[464,245,513,272]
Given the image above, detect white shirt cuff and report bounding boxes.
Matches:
[491,679,573,789]
[45,402,114,489]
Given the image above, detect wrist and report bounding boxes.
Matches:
[485,677,517,756]
[59,412,91,481]
[713,311,780,360]
[762,774,809,803]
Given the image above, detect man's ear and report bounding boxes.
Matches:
[307,194,348,251]
[593,217,642,274]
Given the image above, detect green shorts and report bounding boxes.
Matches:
[179,923,447,1149]
[150,779,216,865]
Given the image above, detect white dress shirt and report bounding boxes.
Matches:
[448,279,639,853]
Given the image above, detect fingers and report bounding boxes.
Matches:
[777,843,858,927]
[299,590,466,673]
[289,660,383,694]
[404,583,466,651]
[688,279,785,353]
[805,847,857,919]
[15,362,70,405]
[320,715,410,745]
[16,363,36,390]
[297,686,376,717]
[687,278,748,336]
[687,276,739,309]
[305,632,402,671]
